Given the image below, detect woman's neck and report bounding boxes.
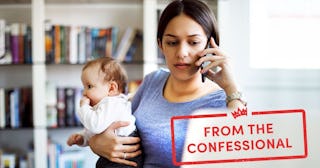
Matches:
[163,75,219,103]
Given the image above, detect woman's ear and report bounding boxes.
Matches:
[108,81,119,96]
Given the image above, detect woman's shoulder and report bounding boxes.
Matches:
[144,68,169,83]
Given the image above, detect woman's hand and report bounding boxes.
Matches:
[88,121,142,167]
[195,37,238,95]
[195,37,246,110]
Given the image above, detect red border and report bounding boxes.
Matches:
[171,109,308,166]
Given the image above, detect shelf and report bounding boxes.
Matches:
[0,0,160,167]
[0,0,142,4]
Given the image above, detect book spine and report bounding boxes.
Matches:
[74,88,82,126]
[0,20,5,57]
[46,82,57,128]
[24,26,32,64]
[60,26,66,64]
[5,89,12,128]
[56,87,66,127]
[85,27,92,61]
[78,26,86,64]
[54,25,61,64]
[18,24,26,64]
[45,21,54,64]
[106,27,113,58]
[69,26,78,64]
[20,87,33,127]
[64,88,75,126]
[10,88,20,128]
[10,23,20,64]
[0,88,5,128]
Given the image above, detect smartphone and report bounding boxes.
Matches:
[200,39,212,83]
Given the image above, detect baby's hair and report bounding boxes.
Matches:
[82,57,128,93]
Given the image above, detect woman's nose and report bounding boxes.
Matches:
[176,43,188,59]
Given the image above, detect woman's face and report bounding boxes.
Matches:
[160,13,208,81]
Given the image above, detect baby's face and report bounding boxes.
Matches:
[81,66,110,106]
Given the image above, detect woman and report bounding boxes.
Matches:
[89,0,246,167]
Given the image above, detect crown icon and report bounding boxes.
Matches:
[231,107,248,119]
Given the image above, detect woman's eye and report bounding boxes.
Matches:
[190,41,200,45]
[166,41,178,46]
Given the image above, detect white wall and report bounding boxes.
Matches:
[216,0,320,167]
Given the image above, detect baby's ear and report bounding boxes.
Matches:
[108,81,119,96]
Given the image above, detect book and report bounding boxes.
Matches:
[56,87,66,127]
[0,153,16,168]
[113,27,137,62]
[58,150,85,168]
[19,87,33,127]
[60,25,66,64]
[54,25,61,64]
[124,30,143,63]
[46,82,57,128]
[69,26,79,64]
[91,27,108,59]
[9,88,20,128]
[47,140,63,168]
[10,23,20,64]
[77,26,86,64]
[45,21,54,64]
[85,27,92,61]
[5,89,12,128]
[74,88,82,126]
[0,20,5,58]
[111,26,119,57]
[24,25,32,64]
[18,23,27,64]
[0,22,12,64]
[0,88,5,128]
[65,88,75,126]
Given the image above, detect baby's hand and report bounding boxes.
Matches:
[67,133,84,146]
[80,96,90,106]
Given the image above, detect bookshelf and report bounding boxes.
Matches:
[0,0,217,167]
[0,0,159,167]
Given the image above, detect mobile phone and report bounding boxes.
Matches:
[200,39,211,83]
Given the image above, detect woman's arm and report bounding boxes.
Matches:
[88,121,142,167]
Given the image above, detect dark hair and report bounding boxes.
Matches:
[157,0,219,45]
[83,57,128,93]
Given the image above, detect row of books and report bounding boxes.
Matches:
[45,22,143,64]
[46,84,82,128]
[0,19,143,65]
[0,87,33,128]
[45,22,116,64]
[47,140,85,168]
[0,149,34,168]
[0,20,32,65]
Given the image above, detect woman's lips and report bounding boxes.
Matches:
[174,63,190,70]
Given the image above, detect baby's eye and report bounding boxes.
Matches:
[87,85,93,89]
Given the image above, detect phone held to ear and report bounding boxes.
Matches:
[200,39,212,83]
